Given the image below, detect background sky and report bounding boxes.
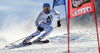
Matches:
[0,0,67,30]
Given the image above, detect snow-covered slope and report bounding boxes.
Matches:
[0,0,100,53]
[0,16,100,53]
[0,17,100,53]
[0,15,100,53]
[0,28,99,53]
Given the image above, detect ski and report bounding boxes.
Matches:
[4,40,49,49]
[23,40,49,45]
[32,40,49,43]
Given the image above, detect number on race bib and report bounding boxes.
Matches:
[46,15,52,23]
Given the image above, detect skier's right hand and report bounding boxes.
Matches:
[38,26,44,32]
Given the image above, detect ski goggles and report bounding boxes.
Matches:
[44,7,50,10]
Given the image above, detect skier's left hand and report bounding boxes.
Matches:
[38,26,44,32]
[57,20,61,27]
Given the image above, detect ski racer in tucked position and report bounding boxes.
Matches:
[22,3,61,45]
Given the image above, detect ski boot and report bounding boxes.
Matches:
[22,39,31,45]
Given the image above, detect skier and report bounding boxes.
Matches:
[22,3,61,45]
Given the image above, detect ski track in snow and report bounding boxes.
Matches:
[0,29,99,53]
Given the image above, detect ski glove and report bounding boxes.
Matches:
[57,20,61,27]
[38,26,44,32]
